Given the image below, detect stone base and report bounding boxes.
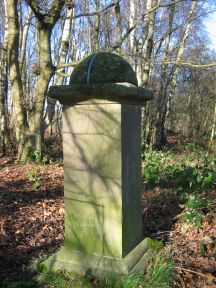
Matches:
[41,238,161,275]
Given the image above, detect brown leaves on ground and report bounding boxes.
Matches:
[142,185,216,287]
[0,153,216,287]
[142,186,182,241]
[0,157,64,283]
[170,213,216,287]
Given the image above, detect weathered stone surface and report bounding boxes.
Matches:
[42,53,155,275]
[62,103,142,258]
[48,83,153,106]
[70,52,138,86]
[43,237,157,275]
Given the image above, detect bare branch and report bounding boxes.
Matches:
[111,0,184,51]
[163,61,216,69]
[25,0,44,22]
[55,50,216,72]
[66,1,118,19]
[26,0,65,26]
[56,72,71,76]
[55,60,81,70]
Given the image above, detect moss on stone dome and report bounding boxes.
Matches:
[70,52,138,86]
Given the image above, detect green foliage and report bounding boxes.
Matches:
[27,168,42,190]
[142,149,172,188]
[1,279,37,288]
[142,147,216,227]
[2,257,175,288]
[186,194,209,210]
[143,252,174,288]
[37,262,48,273]
[199,244,207,257]
[27,169,39,182]
[182,193,210,226]
[35,249,174,288]
[182,143,204,154]
[38,271,92,288]
[42,137,63,164]
[143,148,216,190]
[168,165,216,191]
[26,147,42,163]
[184,208,203,227]
[97,273,144,288]
[97,250,174,288]
[25,136,63,165]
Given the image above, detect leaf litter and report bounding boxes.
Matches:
[0,151,216,287]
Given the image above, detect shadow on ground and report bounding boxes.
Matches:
[0,158,64,286]
[141,184,183,242]
[0,156,183,286]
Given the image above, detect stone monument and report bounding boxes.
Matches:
[43,52,154,275]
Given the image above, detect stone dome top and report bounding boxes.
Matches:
[48,52,153,106]
[70,52,138,86]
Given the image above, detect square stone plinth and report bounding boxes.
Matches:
[43,237,156,275]
[43,101,146,274]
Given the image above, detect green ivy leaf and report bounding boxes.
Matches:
[32,181,41,189]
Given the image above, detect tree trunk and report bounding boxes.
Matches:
[151,0,197,149]
[129,0,136,56]
[172,1,197,87]
[20,7,32,94]
[115,0,122,55]
[25,0,65,154]
[140,0,158,146]
[142,0,158,88]
[0,0,8,156]
[209,102,216,149]
[47,6,74,136]
[6,0,31,162]
[94,0,100,52]
[29,24,54,153]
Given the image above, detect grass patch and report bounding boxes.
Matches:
[35,249,174,288]
[1,279,38,288]
[143,252,174,288]
[38,270,92,288]
[97,273,144,288]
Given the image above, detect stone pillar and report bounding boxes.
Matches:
[43,52,154,275]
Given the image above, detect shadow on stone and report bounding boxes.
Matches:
[43,52,154,275]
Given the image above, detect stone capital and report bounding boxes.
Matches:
[48,82,153,106]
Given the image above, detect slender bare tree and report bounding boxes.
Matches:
[0,0,8,156]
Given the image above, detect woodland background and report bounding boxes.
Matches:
[0,0,216,161]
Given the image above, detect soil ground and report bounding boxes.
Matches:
[0,137,216,287]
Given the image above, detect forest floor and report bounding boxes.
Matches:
[0,135,216,288]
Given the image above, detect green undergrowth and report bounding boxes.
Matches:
[1,251,174,288]
[27,168,42,189]
[35,250,174,288]
[1,279,38,288]
[2,251,174,288]
[37,270,92,288]
[142,143,216,227]
[25,136,62,165]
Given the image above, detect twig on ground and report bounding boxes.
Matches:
[174,273,186,288]
[173,210,185,220]
[175,266,215,279]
